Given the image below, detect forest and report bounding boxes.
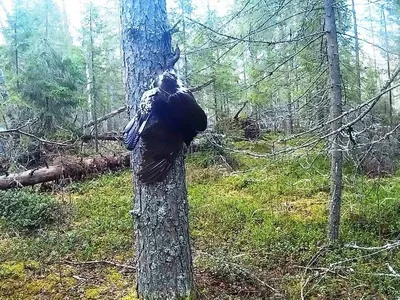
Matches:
[1,0,400,298]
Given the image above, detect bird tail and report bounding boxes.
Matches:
[137,158,173,183]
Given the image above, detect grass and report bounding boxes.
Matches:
[1,139,400,298]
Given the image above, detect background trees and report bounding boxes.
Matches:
[1,0,400,298]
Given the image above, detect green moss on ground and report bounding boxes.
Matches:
[1,139,400,298]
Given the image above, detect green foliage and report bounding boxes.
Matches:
[0,171,133,263]
[0,190,60,231]
[1,141,400,297]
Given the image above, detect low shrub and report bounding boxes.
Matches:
[0,190,61,231]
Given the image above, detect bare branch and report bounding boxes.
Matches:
[64,260,135,270]
[188,16,325,45]
[281,64,400,143]
[84,106,127,128]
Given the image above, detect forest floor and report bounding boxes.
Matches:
[1,138,400,299]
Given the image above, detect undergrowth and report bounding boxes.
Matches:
[0,190,62,231]
[1,139,400,298]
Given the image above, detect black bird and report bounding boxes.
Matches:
[123,69,207,183]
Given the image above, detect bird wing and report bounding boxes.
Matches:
[123,113,142,150]
[123,88,158,151]
[137,120,183,183]
[168,89,207,132]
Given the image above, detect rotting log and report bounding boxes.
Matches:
[80,133,123,142]
[0,152,130,190]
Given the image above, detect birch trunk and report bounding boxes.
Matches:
[324,0,344,242]
[120,0,194,299]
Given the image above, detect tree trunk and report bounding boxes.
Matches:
[324,0,344,242]
[382,8,393,127]
[120,0,194,299]
[89,3,99,153]
[106,84,114,132]
[13,6,19,92]
[351,0,361,103]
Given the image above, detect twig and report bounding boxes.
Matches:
[328,241,400,268]
[196,250,281,294]
[84,106,127,128]
[345,241,400,251]
[280,81,400,143]
[189,79,214,92]
[0,119,69,146]
[63,260,135,270]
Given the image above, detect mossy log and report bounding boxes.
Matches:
[0,152,130,190]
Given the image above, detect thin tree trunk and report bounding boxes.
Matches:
[85,62,92,132]
[89,3,99,152]
[180,0,189,86]
[324,0,344,242]
[14,7,19,92]
[0,0,9,15]
[351,0,361,102]
[121,0,194,299]
[45,0,49,41]
[367,0,378,74]
[213,72,219,129]
[286,30,293,135]
[382,8,393,127]
[107,84,114,132]
[0,0,7,29]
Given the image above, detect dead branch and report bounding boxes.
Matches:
[196,250,280,294]
[233,101,248,120]
[0,128,69,146]
[189,79,214,92]
[281,64,400,143]
[83,106,127,128]
[63,260,135,270]
[344,241,400,252]
[80,133,123,142]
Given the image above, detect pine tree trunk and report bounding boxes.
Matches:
[382,8,393,127]
[351,0,361,102]
[89,3,99,153]
[13,6,19,92]
[120,0,194,299]
[324,0,343,242]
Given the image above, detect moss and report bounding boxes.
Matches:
[25,277,57,294]
[0,262,26,279]
[3,141,400,298]
[105,267,126,288]
[120,288,139,300]
[84,286,106,299]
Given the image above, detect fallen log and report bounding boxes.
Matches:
[80,133,123,142]
[0,152,130,190]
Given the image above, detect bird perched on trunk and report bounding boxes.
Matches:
[123,51,207,183]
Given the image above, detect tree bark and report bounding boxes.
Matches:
[89,2,99,153]
[351,0,362,103]
[324,0,344,242]
[382,8,393,127]
[120,0,194,299]
[0,153,130,190]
